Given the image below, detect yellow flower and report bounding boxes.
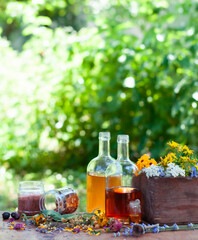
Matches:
[180,156,188,163]
[160,153,176,167]
[182,145,193,155]
[136,154,150,171]
[147,158,157,167]
[34,214,46,226]
[93,210,108,227]
[167,141,180,149]
[169,153,177,159]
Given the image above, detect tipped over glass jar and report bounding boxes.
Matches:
[39,187,79,214]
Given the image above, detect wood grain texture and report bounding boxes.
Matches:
[133,174,198,224]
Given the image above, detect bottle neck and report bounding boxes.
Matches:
[117,141,129,160]
[99,139,110,156]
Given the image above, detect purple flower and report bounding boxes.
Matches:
[164,224,169,228]
[72,228,80,233]
[158,169,164,177]
[188,223,194,228]
[109,219,122,233]
[172,223,179,230]
[153,226,159,233]
[129,228,133,236]
[9,218,15,222]
[14,224,24,230]
[130,222,134,227]
[190,167,198,178]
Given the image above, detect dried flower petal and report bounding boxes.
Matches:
[72,228,80,233]
[109,219,122,232]
[14,224,25,230]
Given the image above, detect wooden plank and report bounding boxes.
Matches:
[133,174,198,224]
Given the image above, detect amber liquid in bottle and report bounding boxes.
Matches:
[87,173,121,213]
[87,132,119,213]
[129,213,141,224]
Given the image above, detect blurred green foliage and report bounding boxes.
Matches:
[0,0,198,177]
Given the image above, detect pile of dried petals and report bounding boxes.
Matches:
[19,210,123,236]
[9,221,26,231]
[32,214,46,226]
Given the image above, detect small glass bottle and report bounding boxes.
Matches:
[18,181,44,216]
[129,199,141,224]
[105,135,141,224]
[87,132,120,213]
[39,187,79,214]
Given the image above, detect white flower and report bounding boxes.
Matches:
[141,165,164,178]
[165,163,185,177]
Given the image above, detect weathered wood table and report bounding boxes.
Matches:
[0,212,198,240]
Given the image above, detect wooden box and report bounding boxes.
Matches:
[132,174,198,224]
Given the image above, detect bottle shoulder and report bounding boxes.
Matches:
[117,159,138,172]
[117,158,135,165]
[87,155,116,173]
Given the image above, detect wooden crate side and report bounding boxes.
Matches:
[133,174,157,223]
[133,175,198,224]
[152,177,198,224]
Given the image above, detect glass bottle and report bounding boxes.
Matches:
[18,181,44,216]
[117,135,138,186]
[40,187,79,214]
[129,199,141,224]
[105,135,141,224]
[87,132,121,213]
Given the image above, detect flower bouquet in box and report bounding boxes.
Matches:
[132,141,198,225]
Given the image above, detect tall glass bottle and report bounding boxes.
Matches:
[117,135,137,186]
[105,135,141,224]
[87,132,121,213]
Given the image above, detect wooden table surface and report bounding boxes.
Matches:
[1,212,198,240]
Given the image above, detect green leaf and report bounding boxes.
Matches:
[41,210,62,221]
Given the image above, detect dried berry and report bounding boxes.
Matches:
[11,212,20,220]
[2,212,10,220]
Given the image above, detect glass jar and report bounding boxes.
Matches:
[18,181,44,216]
[105,135,141,224]
[39,187,79,214]
[87,132,120,213]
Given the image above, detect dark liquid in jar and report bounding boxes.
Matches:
[18,194,41,216]
[105,187,141,220]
